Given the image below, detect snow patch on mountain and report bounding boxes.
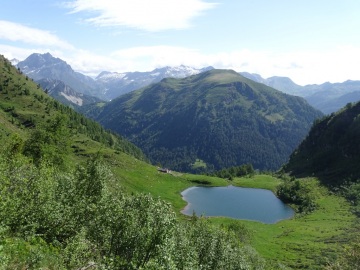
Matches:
[10,58,20,66]
[96,71,126,81]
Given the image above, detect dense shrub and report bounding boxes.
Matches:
[276,177,317,213]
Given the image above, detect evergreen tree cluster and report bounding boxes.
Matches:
[210,164,255,180]
[276,175,318,213]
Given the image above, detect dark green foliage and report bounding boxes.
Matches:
[211,164,255,180]
[283,101,360,186]
[344,182,360,216]
[23,114,70,167]
[92,69,322,172]
[276,177,317,213]
[88,193,177,269]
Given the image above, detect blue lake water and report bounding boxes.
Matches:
[181,186,294,224]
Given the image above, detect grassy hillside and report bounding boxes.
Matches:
[0,55,145,161]
[91,69,323,173]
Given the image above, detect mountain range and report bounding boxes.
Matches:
[16,53,360,115]
[16,53,213,102]
[90,69,323,172]
[17,53,100,99]
[241,72,360,114]
[96,65,214,100]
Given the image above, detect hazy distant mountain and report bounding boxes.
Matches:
[239,72,268,85]
[37,78,102,108]
[17,53,102,98]
[92,69,323,172]
[241,72,360,114]
[96,65,214,100]
[303,81,360,114]
[266,76,304,95]
[240,72,302,95]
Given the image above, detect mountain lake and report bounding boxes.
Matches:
[181,185,294,224]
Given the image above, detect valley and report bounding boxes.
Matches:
[1,53,360,269]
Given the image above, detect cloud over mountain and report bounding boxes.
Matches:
[65,0,217,31]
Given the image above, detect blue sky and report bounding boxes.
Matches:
[0,0,359,85]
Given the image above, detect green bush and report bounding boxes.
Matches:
[277,178,317,213]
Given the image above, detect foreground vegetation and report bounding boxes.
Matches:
[0,138,273,269]
[1,54,359,269]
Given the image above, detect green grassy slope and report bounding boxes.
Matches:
[0,55,145,162]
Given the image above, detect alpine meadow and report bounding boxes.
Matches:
[3,0,360,268]
[1,45,360,270]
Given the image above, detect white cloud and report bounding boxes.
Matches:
[0,20,73,50]
[64,50,124,77]
[111,46,203,69]
[65,0,217,31]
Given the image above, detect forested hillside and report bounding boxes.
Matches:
[283,101,360,186]
[92,69,323,172]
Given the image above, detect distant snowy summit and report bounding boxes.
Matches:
[96,65,214,100]
[96,65,213,82]
[16,52,215,101]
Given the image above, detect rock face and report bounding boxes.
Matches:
[17,53,101,98]
[37,78,102,108]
